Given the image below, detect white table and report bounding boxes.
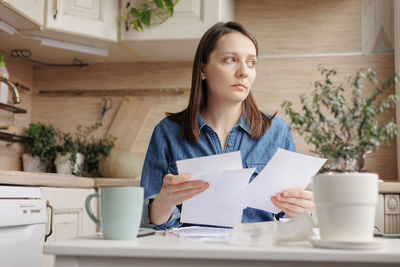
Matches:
[44,233,400,267]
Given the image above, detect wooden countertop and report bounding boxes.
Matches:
[44,234,400,265]
[0,170,397,191]
[0,170,140,188]
[378,182,400,194]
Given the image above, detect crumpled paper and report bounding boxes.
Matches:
[228,213,315,246]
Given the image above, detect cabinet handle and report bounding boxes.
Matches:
[53,0,58,20]
[45,200,54,242]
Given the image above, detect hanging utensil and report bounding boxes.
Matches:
[100,97,113,119]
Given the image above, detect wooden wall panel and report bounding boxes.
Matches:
[235,0,362,55]
[0,56,33,170]
[34,62,192,91]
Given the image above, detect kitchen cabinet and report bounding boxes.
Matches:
[119,0,234,61]
[120,0,234,41]
[41,187,98,267]
[44,0,119,41]
[1,0,233,61]
[0,0,44,30]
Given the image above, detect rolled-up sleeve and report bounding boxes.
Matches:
[140,123,181,230]
[283,123,297,152]
[141,194,182,229]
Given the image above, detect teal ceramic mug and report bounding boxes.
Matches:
[85,186,144,240]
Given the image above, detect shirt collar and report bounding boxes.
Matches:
[198,113,251,135]
[237,115,251,135]
[198,114,208,132]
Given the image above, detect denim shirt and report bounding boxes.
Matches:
[140,114,297,230]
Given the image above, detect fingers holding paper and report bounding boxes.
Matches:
[270,188,315,218]
[160,173,210,206]
[150,173,209,225]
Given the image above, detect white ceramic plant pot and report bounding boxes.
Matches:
[55,152,84,175]
[22,153,46,172]
[312,172,378,242]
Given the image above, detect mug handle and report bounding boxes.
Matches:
[85,193,100,227]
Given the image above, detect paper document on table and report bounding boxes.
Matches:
[169,226,232,238]
[180,168,255,227]
[238,148,327,213]
[176,151,242,177]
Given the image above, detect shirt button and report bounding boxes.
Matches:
[227,143,233,148]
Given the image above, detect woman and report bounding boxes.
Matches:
[141,21,314,230]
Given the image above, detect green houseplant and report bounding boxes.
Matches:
[55,121,115,177]
[75,121,115,177]
[121,0,179,32]
[281,66,399,243]
[55,131,83,176]
[281,66,398,172]
[22,123,57,172]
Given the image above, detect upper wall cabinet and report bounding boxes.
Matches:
[44,0,119,41]
[119,0,234,61]
[120,0,234,41]
[0,0,44,30]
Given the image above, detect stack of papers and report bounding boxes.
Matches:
[169,226,232,238]
[169,226,232,242]
[177,148,326,227]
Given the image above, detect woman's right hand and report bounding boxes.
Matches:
[149,173,209,225]
[158,173,209,206]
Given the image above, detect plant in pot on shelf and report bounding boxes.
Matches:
[22,123,57,172]
[281,66,399,243]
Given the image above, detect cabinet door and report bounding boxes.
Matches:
[0,0,44,30]
[119,0,233,61]
[41,187,98,267]
[120,0,234,41]
[45,0,118,41]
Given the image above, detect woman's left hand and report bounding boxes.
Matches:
[270,188,315,218]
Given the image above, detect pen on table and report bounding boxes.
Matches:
[137,230,156,238]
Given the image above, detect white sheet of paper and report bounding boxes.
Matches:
[180,168,255,227]
[238,148,327,213]
[176,151,242,177]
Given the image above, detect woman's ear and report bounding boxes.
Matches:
[201,63,206,79]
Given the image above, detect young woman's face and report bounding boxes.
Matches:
[203,32,257,105]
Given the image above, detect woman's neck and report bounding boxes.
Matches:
[202,101,243,149]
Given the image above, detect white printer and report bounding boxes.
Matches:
[0,185,47,267]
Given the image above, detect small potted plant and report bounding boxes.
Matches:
[75,121,115,177]
[22,123,57,172]
[281,66,399,243]
[55,131,84,176]
[55,121,115,177]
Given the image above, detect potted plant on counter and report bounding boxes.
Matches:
[55,121,115,177]
[55,131,84,176]
[281,66,399,243]
[75,121,115,177]
[22,123,57,172]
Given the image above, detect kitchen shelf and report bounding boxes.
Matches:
[0,103,27,113]
[38,88,190,97]
[0,131,30,143]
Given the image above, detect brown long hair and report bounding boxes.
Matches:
[167,21,275,142]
